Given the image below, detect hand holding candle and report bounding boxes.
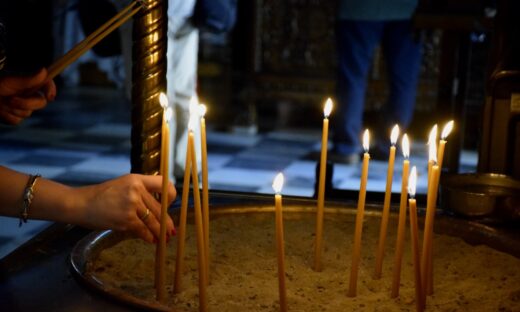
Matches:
[374,124,399,279]
[314,98,333,272]
[273,173,287,312]
[390,134,410,298]
[348,129,370,297]
[408,167,424,312]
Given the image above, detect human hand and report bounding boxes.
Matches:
[0,68,56,125]
[72,174,177,244]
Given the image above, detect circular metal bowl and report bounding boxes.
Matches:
[70,200,520,311]
[440,173,520,220]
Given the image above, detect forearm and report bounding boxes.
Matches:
[0,166,79,223]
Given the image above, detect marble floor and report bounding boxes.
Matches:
[0,86,478,259]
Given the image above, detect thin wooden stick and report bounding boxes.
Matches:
[51,1,138,73]
[48,1,142,79]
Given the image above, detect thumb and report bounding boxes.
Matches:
[0,68,48,96]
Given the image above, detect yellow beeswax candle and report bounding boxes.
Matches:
[348,129,370,297]
[374,124,399,279]
[408,167,424,312]
[391,134,410,298]
[314,98,333,272]
[273,173,287,312]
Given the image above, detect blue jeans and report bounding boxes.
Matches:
[333,20,422,155]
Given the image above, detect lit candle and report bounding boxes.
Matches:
[348,129,370,297]
[408,166,424,312]
[314,98,333,272]
[173,133,192,294]
[156,93,172,302]
[421,128,440,302]
[174,97,198,293]
[273,173,287,312]
[374,124,399,279]
[437,120,454,171]
[199,103,210,282]
[391,134,410,298]
[189,113,208,311]
[427,125,437,189]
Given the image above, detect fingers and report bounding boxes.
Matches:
[9,94,48,111]
[0,68,48,96]
[0,108,23,125]
[138,174,177,203]
[41,78,57,102]
[142,188,176,236]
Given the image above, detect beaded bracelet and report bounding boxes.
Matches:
[19,174,41,227]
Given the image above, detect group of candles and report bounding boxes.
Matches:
[153,94,453,312]
[154,93,210,311]
[274,98,453,312]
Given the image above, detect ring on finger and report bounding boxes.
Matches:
[140,208,150,221]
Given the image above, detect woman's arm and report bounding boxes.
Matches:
[0,166,176,243]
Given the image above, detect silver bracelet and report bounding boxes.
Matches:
[19,174,41,227]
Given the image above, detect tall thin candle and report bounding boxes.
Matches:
[348,129,370,297]
[173,136,192,294]
[374,124,399,279]
[189,115,209,311]
[421,128,440,303]
[199,103,210,282]
[408,167,424,312]
[273,173,287,312]
[155,93,172,302]
[391,134,410,298]
[314,98,333,272]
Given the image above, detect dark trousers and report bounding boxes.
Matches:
[333,19,422,154]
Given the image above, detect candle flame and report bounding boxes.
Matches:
[363,129,370,152]
[323,98,333,118]
[408,166,417,198]
[441,120,454,140]
[272,172,284,194]
[159,92,168,109]
[428,125,438,163]
[390,124,400,145]
[198,104,207,118]
[402,134,410,158]
[165,107,173,122]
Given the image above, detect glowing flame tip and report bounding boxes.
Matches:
[408,166,417,197]
[198,104,207,118]
[402,134,410,158]
[272,172,284,193]
[324,98,333,117]
[362,129,370,152]
[165,107,173,122]
[441,120,454,140]
[390,124,400,145]
[159,92,168,109]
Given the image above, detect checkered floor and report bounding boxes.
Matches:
[0,86,478,258]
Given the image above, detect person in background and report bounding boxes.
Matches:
[166,0,201,182]
[331,0,422,163]
[0,27,176,243]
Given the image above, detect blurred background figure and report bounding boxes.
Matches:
[331,0,422,163]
